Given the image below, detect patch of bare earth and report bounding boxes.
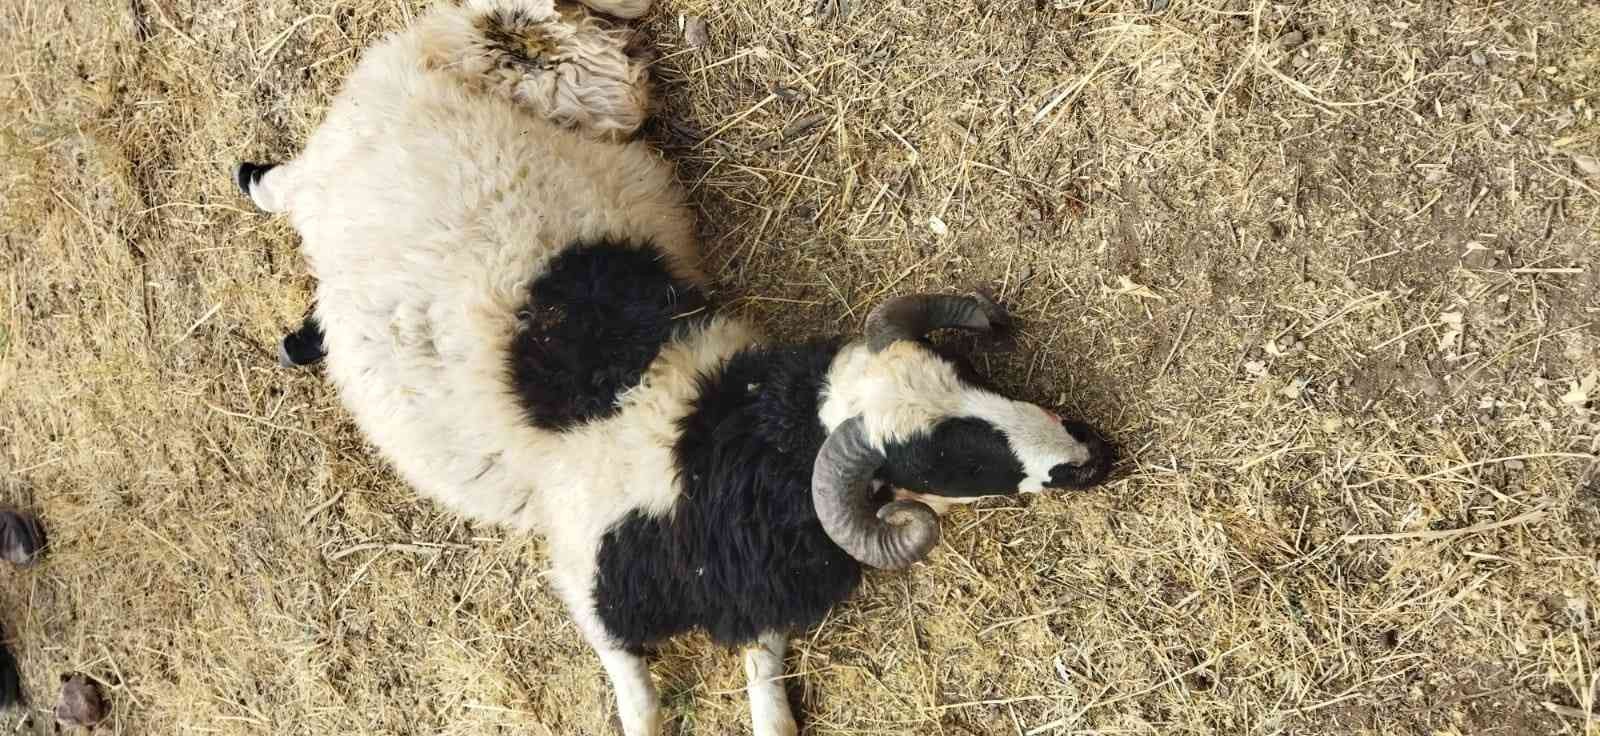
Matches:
[2,0,1597,734]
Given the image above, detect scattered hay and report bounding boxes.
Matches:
[2,0,1597,733]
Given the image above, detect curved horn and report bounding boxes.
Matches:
[865,293,1009,352]
[812,417,939,570]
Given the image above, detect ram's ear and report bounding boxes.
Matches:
[925,342,996,391]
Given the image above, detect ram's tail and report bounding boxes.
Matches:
[419,0,651,139]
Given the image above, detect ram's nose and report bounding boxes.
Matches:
[1044,420,1113,489]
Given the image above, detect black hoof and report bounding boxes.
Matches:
[279,331,326,368]
[234,161,277,197]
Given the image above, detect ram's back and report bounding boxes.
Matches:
[273,24,717,531]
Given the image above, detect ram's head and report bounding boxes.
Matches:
[814,293,1114,570]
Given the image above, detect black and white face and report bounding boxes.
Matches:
[820,340,1113,505]
[811,292,1115,570]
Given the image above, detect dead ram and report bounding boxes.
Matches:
[233,0,1113,733]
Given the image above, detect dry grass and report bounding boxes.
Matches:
[2,0,1599,733]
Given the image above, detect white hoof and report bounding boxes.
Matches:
[752,710,799,736]
[613,694,661,736]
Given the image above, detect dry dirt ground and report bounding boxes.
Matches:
[2,0,1599,733]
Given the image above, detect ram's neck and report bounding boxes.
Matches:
[594,335,861,649]
[678,336,847,459]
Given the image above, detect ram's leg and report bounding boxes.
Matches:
[745,631,799,736]
[233,160,297,214]
[279,310,326,368]
[596,645,660,736]
[560,591,661,736]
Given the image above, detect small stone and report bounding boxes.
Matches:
[1503,459,1525,471]
[1470,49,1486,66]
[1572,153,1600,180]
[55,674,107,728]
[1279,30,1305,49]
[683,16,709,49]
[0,511,46,567]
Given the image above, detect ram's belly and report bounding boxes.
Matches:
[316,281,555,528]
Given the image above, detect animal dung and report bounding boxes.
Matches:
[55,673,108,728]
[0,510,46,566]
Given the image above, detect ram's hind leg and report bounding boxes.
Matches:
[745,632,799,736]
[233,161,297,214]
[230,163,324,367]
[279,310,326,368]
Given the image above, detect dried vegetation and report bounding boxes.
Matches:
[2,0,1598,733]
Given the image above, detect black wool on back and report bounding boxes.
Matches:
[508,239,708,431]
[593,338,862,649]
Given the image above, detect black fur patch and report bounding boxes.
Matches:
[279,311,326,367]
[883,418,1026,497]
[508,240,706,431]
[1046,420,1114,489]
[234,161,276,198]
[592,339,861,649]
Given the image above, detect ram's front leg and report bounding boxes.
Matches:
[555,575,662,735]
[744,631,799,736]
[596,644,661,736]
